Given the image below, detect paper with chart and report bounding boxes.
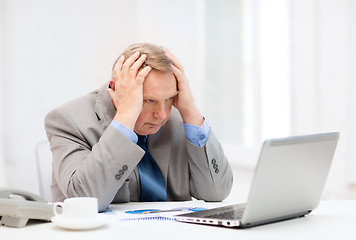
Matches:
[104,200,225,223]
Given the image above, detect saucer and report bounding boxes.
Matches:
[51,214,107,230]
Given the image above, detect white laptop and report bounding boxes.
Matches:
[175,132,339,228]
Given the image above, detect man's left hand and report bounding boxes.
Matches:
[165,50,204,127]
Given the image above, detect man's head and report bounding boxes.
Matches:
[113,43,178,136]
[113,43,173,74]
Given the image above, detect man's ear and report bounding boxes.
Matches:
[109,79,116,90]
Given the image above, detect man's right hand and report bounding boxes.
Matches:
[107,51,152,130]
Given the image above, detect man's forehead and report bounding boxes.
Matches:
[142,70,178,100]
[143,90,178,100]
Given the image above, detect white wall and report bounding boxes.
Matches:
[0,0,6,186]
[352,0,356,181]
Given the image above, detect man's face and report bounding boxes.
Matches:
[134,70,177,135]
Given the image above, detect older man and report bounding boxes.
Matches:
[45,43,233,211]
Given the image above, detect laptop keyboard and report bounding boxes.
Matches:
[205,208,244,220]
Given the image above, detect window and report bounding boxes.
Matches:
[201,0,290,167]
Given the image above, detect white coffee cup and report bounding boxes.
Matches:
[53,197,98,221]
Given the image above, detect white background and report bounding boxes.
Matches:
[0,0,355,202]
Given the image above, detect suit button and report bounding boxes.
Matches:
[215,168,219,174]
[119,170,124,175]
[123,165,128,171]
[211,159,216,164]
[115,174,121,180]
[213,164,218,169]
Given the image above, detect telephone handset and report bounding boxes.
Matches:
[0,187,54,227]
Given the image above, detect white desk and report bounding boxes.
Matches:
[1,200,355,240]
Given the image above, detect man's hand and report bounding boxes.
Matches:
[165,50,204,127]
[107,51,152,130]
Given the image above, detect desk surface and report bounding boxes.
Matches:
[1,200,355,240]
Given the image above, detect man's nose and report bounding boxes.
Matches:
[153,103,167,120]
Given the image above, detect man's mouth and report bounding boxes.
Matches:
[147,122,162,127]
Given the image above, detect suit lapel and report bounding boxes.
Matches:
[94,82,116,130]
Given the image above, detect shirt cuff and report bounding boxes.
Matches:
[110,120,138,143]
[183,119,211,147]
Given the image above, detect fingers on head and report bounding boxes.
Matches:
[114,55,125,71]
[129,54,147,74]
[136,66,152,83]
[171,64,182,76]
[122,51,141,71]
[165,51,183,69]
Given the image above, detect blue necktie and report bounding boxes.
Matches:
[137,135,167,202]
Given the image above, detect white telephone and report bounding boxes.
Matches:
[0,188,54,227]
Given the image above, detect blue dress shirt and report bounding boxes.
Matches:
[110,119,211,147]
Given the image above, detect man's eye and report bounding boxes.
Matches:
[146,99,154,103]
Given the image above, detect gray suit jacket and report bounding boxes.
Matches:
[45,82,233,211]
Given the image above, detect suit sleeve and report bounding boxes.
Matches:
[187,130,233,201]
[45,108,144,211]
